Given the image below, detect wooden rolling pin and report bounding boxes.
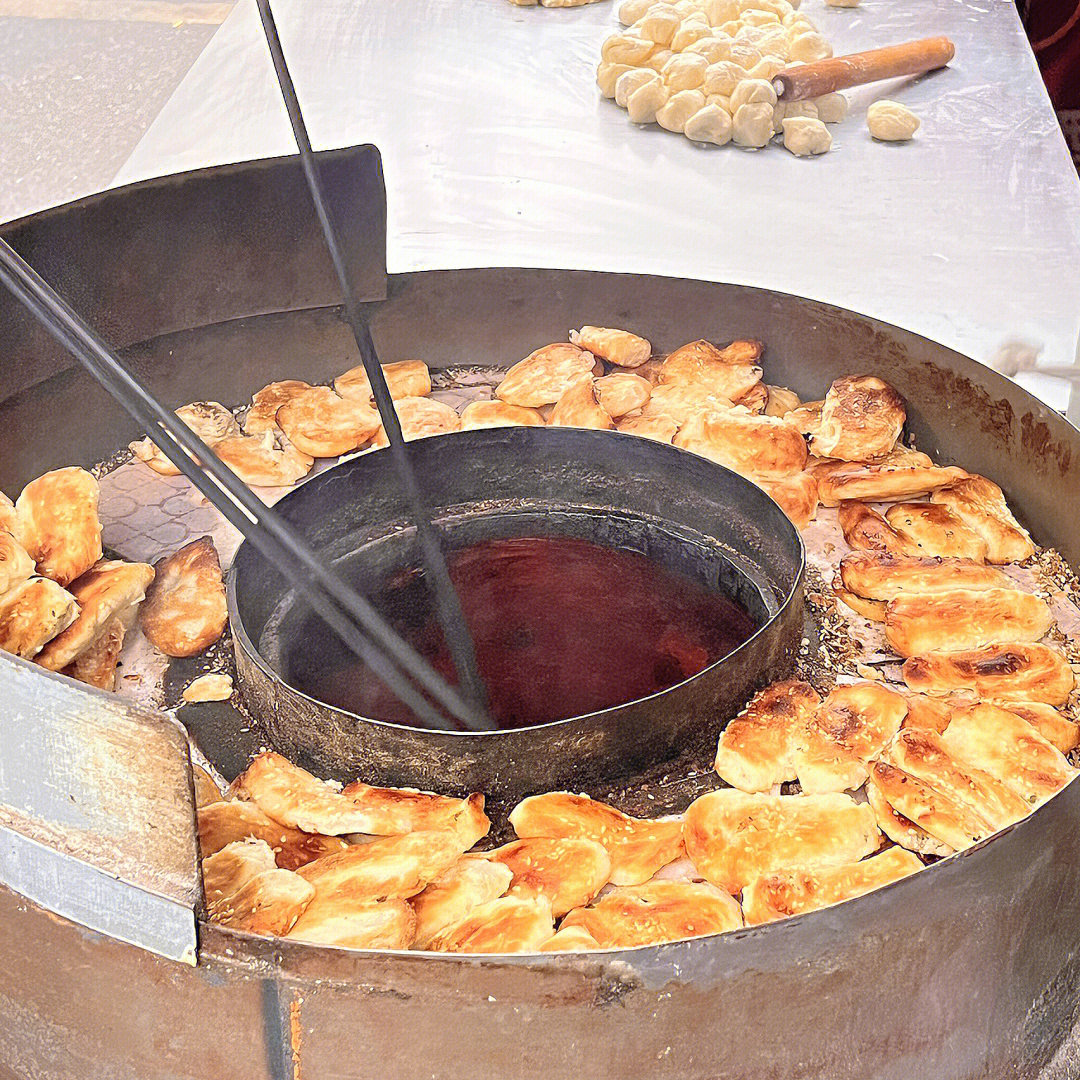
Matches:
[773,37,955,102]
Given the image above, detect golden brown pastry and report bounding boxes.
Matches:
[203,838,279,914]
[996,701,1079,754]
[191,764,223,807]
[131,402,241,476]
[60,614,127,690]
[334,360,431,402]
[539,924,602,952]
[882,588,1052,657]
[763,385,801,417]
[735,381,769,414]
[941,704,1076,806]
[340,779,490,844]
[287,894,417,949]
[410,859,514,949]
[370,396,462,448]
[683,790,880,894]
[639,382,735,424]
[810,376,906,461]
[836,502,918,556]
[0,576,79,658]
[787,400,823,436]
[196,799,348,870]
[713,680,820,793]
[742,846,923,925]
[459,401,545,430]
[495,343,596,407]
[659,339,763,402]
[0,491,16,534]
[898,691,953,734]
[902,643,1074,705]
[213,431,314,487]
[931,475,1034,564]
[797,682,909,793]
[839,552,1009,601]
[509,791,684,886]
[15,466,102,586]
[812,459,967,506]
[241,380,313,435]
[864,775,953,857]
[884,503,989,562]
[885,728,1029,832]
[479,837,611,917]
[549,375,614,430]
[428,895,555,953]
[615,414,680,443]
[594,373,652,418]
[756,472,819,529]
[277,386,380,457]
[210,864,314,936]
[674,409,807,480]
[834,588,888,622]
[0,529,34,595]
[560,881,743,947]
[569,326,651,368]
[139,537,226,659]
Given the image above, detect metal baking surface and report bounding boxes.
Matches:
[113,0,1080,413]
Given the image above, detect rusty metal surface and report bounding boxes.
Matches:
[0,655,199,963]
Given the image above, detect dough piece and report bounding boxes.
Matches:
[540,925,602,952]
[674,409,807,479]
[884,503,990,561]
[689,38,736,65]
[644,48,674,74]
[479,837,611,917]
[0,529,35,595]
[883,588,1052,657]
[788,30,832,63]
[811,376,906,462]
[601,33,656,66]
[236,751,490,842]
[662,53,708,92]
[139,536,226,658]
[619,0,653,23]
[210,865,314,936]
[334,360,431,402]
[714,680,820,791]
[998,702,1079,754]
[594,373,652,417]
[813,92,849,123]
[36,559,154,671]
[203,837,277,914]
[370,396,463,448]
[835,587,887,622]
[728,42,763,69]
[627,76,671,122]
[411,859,514,949]
[616,414,680,443]
[867,100,919,142]
[213,431,314,487]
[812,460,968,505]
[460,401,545,430]
[764,385,801,417]
[570,326,652,368]
[756,471,819,528]
[297,830,472,901]
[735,381,769,413]
[684,104,734,144]
[742,846,922,925]
[838,552,1009,601]
[0,492,16,534]
[930,475,1035,564]
[885,728,1030,832]
[429,895,555,953]
[864,774,953,857]
[15,466,102,587]
[549,375,614,430]
[191,764,223,808]
[598,61,633,98]
[748,54,787,81]
[196,799,348,870]
[640,382,734,423]
[837,502,919,556]
[640,6,681,45]
[288,895,417,949]
[732,102,775,147]
[62,614,127,691]
[509,791,685,886]
[787,400,823,436]
[657,89,707,132]
[704,59,747,96]
[615,68,660,108]
[941,703,1076,806]
[0,576,79,658]
[241,380,313,435]
[496,343,596,407]
[561,881,742,947]
[683,790,880,893]
[130,402,241,477]
[867,761,989,852]
[902,643,1075,706]
[277,386,380,457]
[729,77,777,111]
[672,18,713,50]
[181,672,234,703]
[796,682,908,793]
[782,116,832,156]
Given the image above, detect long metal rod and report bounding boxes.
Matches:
[254,0,490,718]
[0,238,496,733]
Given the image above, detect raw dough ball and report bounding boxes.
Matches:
[616,67,660,108]
[867,99,920,141]
[641,7,681,44]
[783,10,816,28]
[707,92,733,112]
[684,104,734,144]
[627,78,671,123]
[728,42,763,68]
[772,100,818,133]
[656,88,707,132]
[729,77,777,111]
[732,101,774,146]
[813,92,848,123]
[705,0,740,22]
[602,33,656,66]
[663,52,709,91]
[671,18,713,50]
[686,35,733,63]
[734,24,770,46]
[781,115,832,155]
[704,59,746,95]
[597,62,633,98]
[619,0,654,23]
[645,47,675,71]
[788,30,832,62]
[750,41,787,70]
[740,8,780,25]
